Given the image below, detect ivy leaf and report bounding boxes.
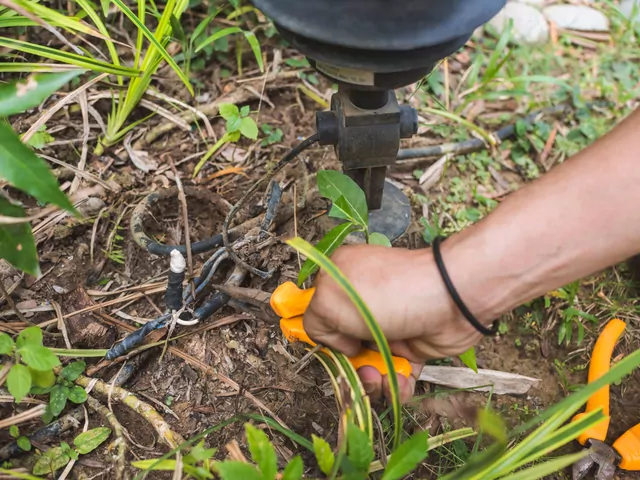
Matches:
[0,332,14,354]
[312,435,335,476]
[7,364,31,402]
[381,430,430,480]
[245,423,277,480]
[368,232,391,247]
[317,171,368,228]
[19,344,60,371]
[16,326,42,348]
[0,197,39,276]
[458,347,478,373]
[219,103,239,122]
[74,427,112,454]
[49,385,69,417]
[60,360,86,381]
[215,461,263,480]
[32,447,71,475]
[0,122,76,213]
[67,385,87,404]
[0,70,83,118]
[297,223,354,286]
[240,117,258,140]
[282,456,303,480]
[17,436,31,452]
[346,423,374,472]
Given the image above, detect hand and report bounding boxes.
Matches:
[303,243,482,404]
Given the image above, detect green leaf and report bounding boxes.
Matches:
[289,238,402,450]
[32,447,70,475]
[298,223,354,286]
[19,345,60,371]
[317,170,368,227]
[170,14,187,45]
[25,127,54,150]
[132,459,178,471]
[29,368,55,388]
[346,423,374,472]
[7,364,31,402]
[240,105,250,117]
[0,198,39,276]
[61,360,86,381]
[499,451,588,480]
[227,116,242,133]
[110,0,193,95]
[368,232,391,247]
[0,332,14,354]
[74,427,111,454]
[68,385,87,404]
[245,424,277,480]
[49,385,69,416]
[478,408,508,443]
[219,103,239,121]
[0,123,76,213]
[329,195,366,226]
[0,38,140,77]
[240,116,258,140]
[381,430,429,480]
[195,27,263,72]
[17,326,42,348]
[9,425,19,438]
[17,436,31,452]
[183,440,216,464]
[312,435,335,476]
[215,461,263,480]
[282,456,303,480]
[458,347,478,373]
[0,71,83,118]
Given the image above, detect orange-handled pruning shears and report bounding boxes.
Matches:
[219,281,412,378]
[571,318,640,480]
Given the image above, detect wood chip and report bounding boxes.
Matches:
[419,366,540,395]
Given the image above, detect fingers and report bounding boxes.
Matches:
[303,309,362,357]
[357,361,423,404]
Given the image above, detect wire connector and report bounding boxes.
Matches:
[166,249,186,311]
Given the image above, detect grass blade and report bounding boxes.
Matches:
[497,451,588,480]
[0,63,83,73]
[286,237,402,450]
[50,348,109,357]
[421,107,496,146]
[0,38,139,76]
[111,0,193,95]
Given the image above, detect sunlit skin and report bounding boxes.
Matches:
[303,107,640,403]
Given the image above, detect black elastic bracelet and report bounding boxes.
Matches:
[431,236,499,336]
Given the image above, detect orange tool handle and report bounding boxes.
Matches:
[272,281,412,378]
[280,317,412,378]
[572,318,626,445]
[613,423,640,471]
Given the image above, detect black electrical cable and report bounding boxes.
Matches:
[396,105,569,161]
[431,236,498,336]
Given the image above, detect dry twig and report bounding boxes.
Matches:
[86,395,127,480]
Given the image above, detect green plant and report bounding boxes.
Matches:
[32,427,111,475]
[193,103,258,176]
[37,360,88,423]
[296,171,391,285]
[0,71,80,276]
[9,425,31,452]
[1,327,60,403]
[260,124,283,146]
[547,281,599,346]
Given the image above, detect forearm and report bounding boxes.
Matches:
[444,108,640,324]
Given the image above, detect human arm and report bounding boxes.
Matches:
[302,107,640,402]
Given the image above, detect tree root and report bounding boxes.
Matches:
[74,375,185,449]
[86,395,128,480]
